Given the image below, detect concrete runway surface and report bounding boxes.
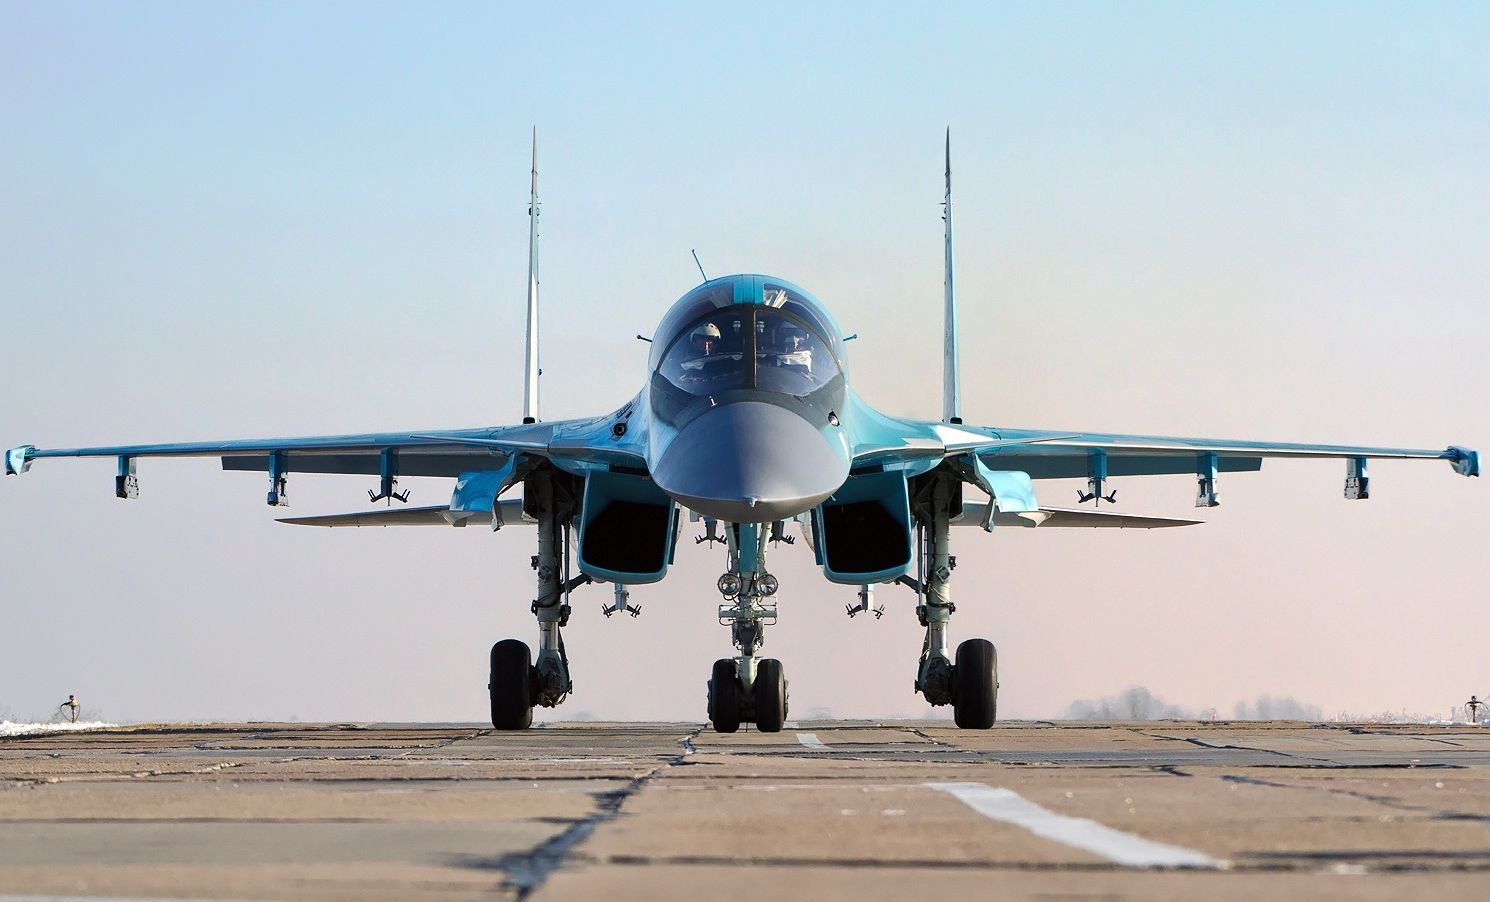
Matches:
[3,721,1490,901]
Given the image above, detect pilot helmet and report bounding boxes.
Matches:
[690,322,721,353]
[779,322,806,350]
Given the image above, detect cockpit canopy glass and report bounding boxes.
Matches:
[656,306,841,398]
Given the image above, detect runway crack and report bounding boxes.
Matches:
[1133,730,1332,764]
[1218,773,1479,819]
[907,727,952,746]
[1340,727,1468,748]
[456,726,704,899]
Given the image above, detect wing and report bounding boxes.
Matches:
[3,418,616,503]
[952,425,1478,475]
[930,422,1478,504]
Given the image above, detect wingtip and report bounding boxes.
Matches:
[5,445,35,476]
[1447,445,1479,477]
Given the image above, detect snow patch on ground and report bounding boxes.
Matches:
[0,721,115,737]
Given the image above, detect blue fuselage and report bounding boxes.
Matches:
[641,275,854,522]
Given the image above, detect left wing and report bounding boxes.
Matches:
[934,422,1478,503]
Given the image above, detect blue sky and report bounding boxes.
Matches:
[2,3,1486,723]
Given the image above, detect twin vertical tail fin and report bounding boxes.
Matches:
[522,129,541,424]
[942,128,962,425]
[520,131,957,427]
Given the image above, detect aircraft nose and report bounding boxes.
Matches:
[653,401,848,523]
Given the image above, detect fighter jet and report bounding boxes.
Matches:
[6,134,1480,732]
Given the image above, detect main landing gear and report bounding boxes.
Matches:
[487,466,996,732]
[706,521,789,733]
[489,467,580,730]
[911,467,998,729]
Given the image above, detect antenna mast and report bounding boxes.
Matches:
[942,128,962,424]
[522,129,541,424]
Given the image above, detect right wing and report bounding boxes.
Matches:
[8,423,552,473]
[5,414,638,505]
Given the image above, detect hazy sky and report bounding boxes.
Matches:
[2,3,1487,724]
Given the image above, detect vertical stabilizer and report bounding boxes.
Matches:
[522,129,541,424]
[942,128,962,424]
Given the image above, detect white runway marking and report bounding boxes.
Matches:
[783,721,800,729]
[796,732,826,749]
[925,782,1223,869]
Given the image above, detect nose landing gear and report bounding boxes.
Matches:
[706,522,789,733]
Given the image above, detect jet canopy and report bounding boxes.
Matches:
[651,277,844,398]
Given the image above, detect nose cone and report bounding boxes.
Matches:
[653,401,848,523]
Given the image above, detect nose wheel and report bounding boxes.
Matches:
[754,658,787,732]
[708,659,742,733]
[708,656,789,733]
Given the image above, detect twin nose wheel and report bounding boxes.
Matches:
[708,658,788,733]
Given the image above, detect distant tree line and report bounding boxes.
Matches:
[1063,686,1323,721]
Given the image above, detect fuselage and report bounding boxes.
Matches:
[641,275,854,522]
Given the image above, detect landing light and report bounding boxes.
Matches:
[757,574,779,596]
[718,573,743,598]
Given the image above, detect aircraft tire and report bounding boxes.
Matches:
[952,638,998,729]
[754,658,787,733]
[490,639,535,730]
[709,658,742,734]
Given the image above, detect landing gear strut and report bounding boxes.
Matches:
[912,467,998,729]
[706,522,789,732]
[489,466,580,730]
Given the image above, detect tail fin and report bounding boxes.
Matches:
[522,128,541,424]
[942,128,962,424]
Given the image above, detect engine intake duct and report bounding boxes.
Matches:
[811,470,912,585]
[577,470,678,584]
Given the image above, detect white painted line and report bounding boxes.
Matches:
[925,782,1223,869]
[783,721,800,729]
[796,732,826,749]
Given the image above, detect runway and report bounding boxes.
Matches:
[4,721,1490,900]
